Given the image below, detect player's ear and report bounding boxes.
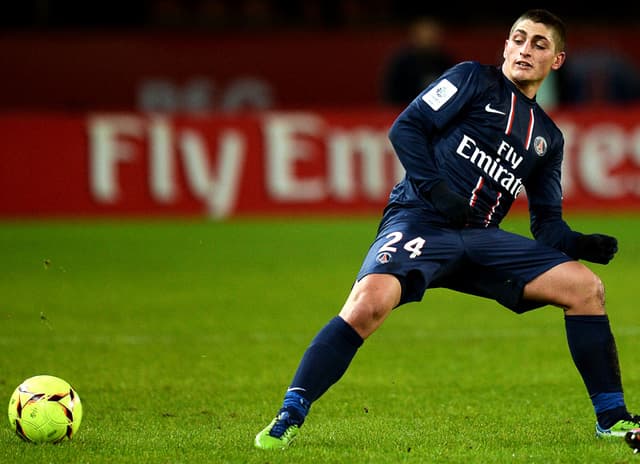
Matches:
[551,51,566,70]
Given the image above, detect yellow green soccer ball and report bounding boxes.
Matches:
[7,375,83,443]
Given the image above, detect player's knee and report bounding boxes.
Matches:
[341,293,390,329]
[584,273,605,309]
[567,272,606,315]
[339,276,399,338]
[593,276,606,312]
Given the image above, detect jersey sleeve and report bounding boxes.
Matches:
[387,61,481,193]
[526,140,582,256]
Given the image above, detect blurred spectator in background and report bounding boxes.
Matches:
[380,17,456,106]
[147,0,279,31]
[239,0,278,30]
[556,47,640,106]
[147,0,191,29]
[193,0,233,30]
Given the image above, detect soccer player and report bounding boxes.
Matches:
[254,9,638,449]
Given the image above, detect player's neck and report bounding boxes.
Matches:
[501,65,541,99]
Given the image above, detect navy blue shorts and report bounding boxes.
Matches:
[356,209,573,313]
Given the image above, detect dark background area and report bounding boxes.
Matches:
[2,1,639,112]
[2,1,639,31]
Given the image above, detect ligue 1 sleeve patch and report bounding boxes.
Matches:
[421,78,458,110]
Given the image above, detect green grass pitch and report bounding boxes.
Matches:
[1,213,639,463]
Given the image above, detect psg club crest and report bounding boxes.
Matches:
[376,252,392,264]
[533,136,547,156]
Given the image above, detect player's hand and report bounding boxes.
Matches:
[574,233,618,264]
[428,181,473,228]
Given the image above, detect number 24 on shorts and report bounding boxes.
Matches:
[378,232,426,259]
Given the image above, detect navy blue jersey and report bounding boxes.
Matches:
[386,61,580,257]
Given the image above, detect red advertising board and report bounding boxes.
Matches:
[1,107,640,219]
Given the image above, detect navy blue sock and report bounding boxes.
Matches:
[564,315,626,427]
[279,391,310,426]
[282,316,364,423]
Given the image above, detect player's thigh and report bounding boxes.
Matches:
[356,222,463,305]
[463,227,571,279]
[523,260,605,313]
[451,228,574,312]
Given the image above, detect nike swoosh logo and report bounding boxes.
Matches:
[484,103,506,115]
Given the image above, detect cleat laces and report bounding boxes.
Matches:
[269,412,295,438]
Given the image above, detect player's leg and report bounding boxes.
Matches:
[523,261,639,437]
[254,273,401,450]
[454,228,637,437]
[255,212,459,450]
[338,273,402,338]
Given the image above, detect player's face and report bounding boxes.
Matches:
[502,19,565,98]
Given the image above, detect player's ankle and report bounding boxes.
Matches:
[282,390,310,424]
[597,406,630,429]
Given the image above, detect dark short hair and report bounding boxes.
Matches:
[510,9,566,52]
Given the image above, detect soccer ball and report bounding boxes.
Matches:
[626,428,640,454]
[7,375,83,443]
